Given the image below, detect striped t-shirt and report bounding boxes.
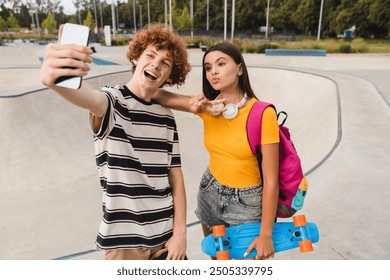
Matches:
[91,85,181,250]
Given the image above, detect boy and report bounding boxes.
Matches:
[40,24,191,260]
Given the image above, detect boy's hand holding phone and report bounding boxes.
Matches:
[40,23,92,90]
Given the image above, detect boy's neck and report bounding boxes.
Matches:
[126,81,155,102]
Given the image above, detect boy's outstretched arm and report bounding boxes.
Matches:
[40,26,107,118]
[165,167,187,260]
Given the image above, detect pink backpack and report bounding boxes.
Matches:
[247,101,308,218]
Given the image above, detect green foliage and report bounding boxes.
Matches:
[83,11,96,31]
[41,13,57,34]
[0,16,7,31]
[351,38,369,53]
[339,44,353,53]
[1,0,390,40]
[7,12,20,30]
[100,36,130,46]
[175,5,192,31]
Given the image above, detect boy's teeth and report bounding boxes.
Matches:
[145,71,157,79]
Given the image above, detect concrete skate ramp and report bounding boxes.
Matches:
[0,68,338,259]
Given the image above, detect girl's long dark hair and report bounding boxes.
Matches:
[202,42,256,100]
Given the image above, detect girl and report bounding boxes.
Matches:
[155,42,279,260]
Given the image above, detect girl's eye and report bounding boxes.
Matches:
[205,67,211,72]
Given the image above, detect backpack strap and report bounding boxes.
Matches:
[247,101,275,155]
[246,101,276,185]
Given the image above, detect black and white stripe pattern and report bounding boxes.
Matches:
[91,85,181,250]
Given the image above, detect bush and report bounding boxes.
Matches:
[351,38,369,53]
[256,42,278,53]
[100,36,130,46]
[339,44,352,53]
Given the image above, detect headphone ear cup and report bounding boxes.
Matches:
[223,104,238,120]
[211,102,225,116]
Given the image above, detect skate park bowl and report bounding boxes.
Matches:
[0,65,339,260]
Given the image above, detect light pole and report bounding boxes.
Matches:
[224,0,227,40]
[147,0,150,26]
[266,0,270,39]
[169,0,172,30]
[317,0,324,41]
[93,0,98,33]
[111,0,116,39]
[206,0,209,31]
[231,0,235,40]
[116,0,119,32]
[99,0,104,31]
[139,5,143,29]
[190,0,193,37]
[164,0,167,27]
[133,0,137,32]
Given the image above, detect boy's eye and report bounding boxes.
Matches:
[146,53,154,58]
[162,61,171,68]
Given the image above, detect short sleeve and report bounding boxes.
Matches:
[261,107,280,144]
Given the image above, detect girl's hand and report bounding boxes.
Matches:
[190,94,226,114]
[245,235,275,260]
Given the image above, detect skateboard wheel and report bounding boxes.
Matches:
[299,240,313,252]
[216,250,230,260]
[212,225,226,237]
[293,215,307,227]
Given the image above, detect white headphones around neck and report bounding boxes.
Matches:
[211,93,248,120]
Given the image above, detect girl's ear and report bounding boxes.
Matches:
[237,63,243,76]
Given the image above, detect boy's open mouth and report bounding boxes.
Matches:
[144,70,158,80]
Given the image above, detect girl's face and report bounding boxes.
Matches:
[204,50,242,93]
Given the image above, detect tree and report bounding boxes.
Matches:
[41,12,57,33]
[0,15,7,31]
[175,5,192,31]
[83,10,95,31]
[7,11,20,30]
[368,0,390,38]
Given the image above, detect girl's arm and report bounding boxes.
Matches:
[245,143,279,260]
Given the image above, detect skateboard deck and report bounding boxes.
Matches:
[201,215,319,259]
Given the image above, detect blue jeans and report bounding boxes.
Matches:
[195,168,263,228]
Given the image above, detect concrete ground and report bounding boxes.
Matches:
[0,41,389,260]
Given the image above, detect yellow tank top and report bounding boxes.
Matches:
[197,98,279,187]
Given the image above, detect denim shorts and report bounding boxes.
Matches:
[195,168,263,228]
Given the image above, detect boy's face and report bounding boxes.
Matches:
[134,45,173,90]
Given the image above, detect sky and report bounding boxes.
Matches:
[61,0,76,15]
[60,0,75,15]
[60,0,128,15]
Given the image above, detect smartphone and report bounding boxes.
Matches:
[55,23,90,89]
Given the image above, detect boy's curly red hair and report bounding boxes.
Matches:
[126,24,191,87]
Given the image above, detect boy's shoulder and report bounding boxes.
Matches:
[101,85,175,117]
